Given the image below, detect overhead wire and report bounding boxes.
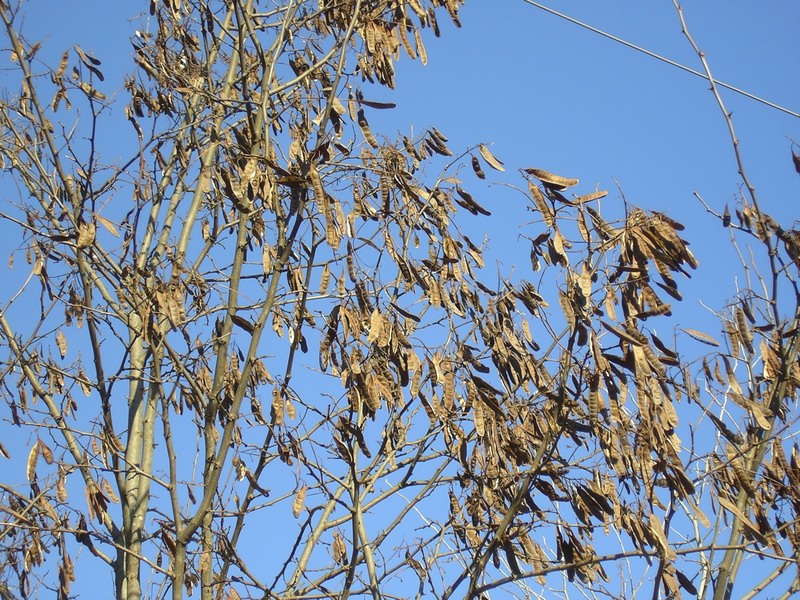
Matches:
[520,0,800,119]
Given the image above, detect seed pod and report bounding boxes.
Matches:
[523,168,579,190]
[319,263,331,294]
[478,144,505,172]
[292,485,307,518]
[528,180,554,227]
[736,308,754,354]
[272,388,284,426]
[471,155,485,179]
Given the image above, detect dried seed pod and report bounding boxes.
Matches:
[524,168,579,190]
[357,109,378,148]
[682,328,720,347]
[473,398,485,437]
[367,309,383,344]
[319,263,331,294]
[272,388,285,426]
[559,290,576,332]
[736,308,754,354]
[413,27,427,65]
[528,180,554,228]
[573,190,607,204]
[332,530,348,565]
[478,144,505,172]
[292,485,307,518]
[56,329,67,359]
[722,204,731,227]
[471,155,485,179]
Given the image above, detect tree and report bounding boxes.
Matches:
[0,1,798,599]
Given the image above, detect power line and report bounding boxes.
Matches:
[520,0,800,119]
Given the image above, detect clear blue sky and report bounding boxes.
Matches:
[3,1,799,597]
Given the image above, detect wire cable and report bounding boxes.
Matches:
[520,0,799,119]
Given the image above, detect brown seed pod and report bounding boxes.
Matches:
[523,168,579,190]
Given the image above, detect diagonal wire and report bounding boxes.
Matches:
[520,0,799,119]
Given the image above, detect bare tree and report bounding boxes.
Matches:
[0,1,798,599]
